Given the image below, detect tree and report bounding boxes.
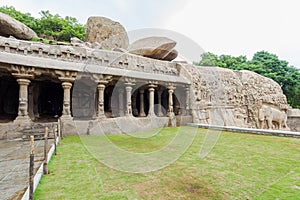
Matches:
[37,10,85,41]
[0,6,85,41]
[0,6,38,31]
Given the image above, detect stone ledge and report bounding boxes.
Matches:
[187,123,300,138]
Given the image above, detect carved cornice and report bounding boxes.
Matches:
[0,37,180,77]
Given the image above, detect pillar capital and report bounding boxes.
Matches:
[167,85,176,91]
[148,87,155,92]
[139,88,145,94]
[11,65,35,79]
[62,81,72,89]
[93,74,112,85]
[16,78,31,85]
[97,83,106,90]
[55,70,77,83]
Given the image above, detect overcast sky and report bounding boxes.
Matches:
[1,0,300,68]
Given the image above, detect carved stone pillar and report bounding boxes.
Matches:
[132,92,139,116]
[56,70,77,120]
[92,74,112,118]
[61,82,73,119]
[118,88,125,117]
[167,86,175,116]
[97,84,106,118]
[15,78,31,121]
[125,84,133,116]
[185,86,191,115]
[157,88,164,117]
[148,85,156,117]
[139,89,146,117]
[11,65,35,123]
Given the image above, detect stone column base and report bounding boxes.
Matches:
[60,115,73,121]
[14,116,32,124]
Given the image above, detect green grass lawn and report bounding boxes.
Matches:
[34,126,300,199]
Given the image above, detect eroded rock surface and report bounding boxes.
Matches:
[0,12,37,40]
[182,64,290,130]
[128,36,178,61]
[85,16,129,50]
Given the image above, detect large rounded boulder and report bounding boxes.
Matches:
[85,16,129,50]
[0,12,37,40]
[128,36,178,61]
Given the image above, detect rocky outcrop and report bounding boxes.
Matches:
[182,64,290,130]
[85,16,129,50]
[128,36,178,61]
[0,12,37,40]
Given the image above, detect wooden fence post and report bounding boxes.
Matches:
[29,135,34,200]
[53,125,57,155]
[58,118,62,139]
[43,127,48,175]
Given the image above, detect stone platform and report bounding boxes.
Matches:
[0,139,53,200]
[188,123,300,138]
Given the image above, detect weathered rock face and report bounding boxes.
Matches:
[0,12,37,40]
[128,36,178,61]
[182,64,290,130]
[85,16,129,50]
[287,108,300,132]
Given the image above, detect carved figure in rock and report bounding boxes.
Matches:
[258,105,289,130]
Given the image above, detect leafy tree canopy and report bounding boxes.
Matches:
[0,6,85,41]
[196,51,300,108]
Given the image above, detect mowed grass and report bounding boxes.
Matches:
[34,127,300,199]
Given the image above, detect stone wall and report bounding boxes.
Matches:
[287,109,300,132]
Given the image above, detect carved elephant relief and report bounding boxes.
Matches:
[258,105,289,130]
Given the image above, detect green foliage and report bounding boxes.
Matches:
[0,6,38,31]
[0,6,85,41]
[196,51,300,108]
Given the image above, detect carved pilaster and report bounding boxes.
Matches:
[167,85,176,117]
[139,89,146,117]
[125,84,134,116]
[97,84,106,118]
[118,88,125,117]
[132,92,139,116]
[157,87,164,117]
[148,84,157,117]
[185,86,191,115]
[123,78,135,117]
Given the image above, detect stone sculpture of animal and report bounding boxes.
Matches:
[258,105,288,130]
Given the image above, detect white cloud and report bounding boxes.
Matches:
[163,0,300,66]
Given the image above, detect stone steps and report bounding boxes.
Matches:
[21,123,58,140]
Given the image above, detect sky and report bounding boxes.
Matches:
[1,0,300,68]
